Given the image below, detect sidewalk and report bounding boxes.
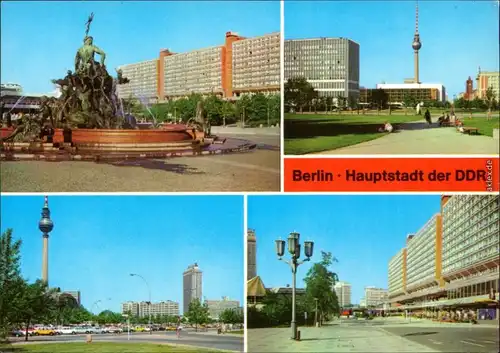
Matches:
[212,126,280,136]
[371,317,499,329]
[247,326,438,352]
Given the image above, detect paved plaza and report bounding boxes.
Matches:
[314,122,499,155]
[247,318,499,352]
[0,133,280,192]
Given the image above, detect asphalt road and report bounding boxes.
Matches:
[381,326,499,353]
[10,331,243,351]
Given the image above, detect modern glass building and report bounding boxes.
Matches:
[183,263,203,314]
[387,195,499,317]
[284,37,360,101]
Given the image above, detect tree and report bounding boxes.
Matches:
[221,100,235,126]
[485,86,495,119]
[266,94,280,126]
[219,308,243,324]
[17,280,58,341]
[403,94,417,115]
[235,94,251,126]
[0,229,24,339]
[284,77,317,113]
[304,251,340,325]
[370,89,389,113]
[248,93,268,124]
[185,299,210,332]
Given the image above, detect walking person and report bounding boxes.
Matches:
[176,316,181,339]
[424,109,432,126]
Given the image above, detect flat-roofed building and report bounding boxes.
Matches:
[116,60,158,102]
[374,83,446,103]
[164,46,223,98]
[388,248,406,299]
[122,301,140,316]
[364,287,388,307]
[284,37,360,101]
[406,214,443,295]
[232,32,280,96]
[441,195,499,299]
[333,281,352,307]
[205,297,240,320]
[476,70,500,101]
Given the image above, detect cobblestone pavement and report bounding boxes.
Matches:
[1,149,280,192]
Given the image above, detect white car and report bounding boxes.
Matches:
[57,327,77,335]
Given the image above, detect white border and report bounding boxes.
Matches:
[243,194,248,353]
[280,0,285,193]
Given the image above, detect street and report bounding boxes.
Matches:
[382,325,498,353]
[9,330,243,352]
[247,318,499,352]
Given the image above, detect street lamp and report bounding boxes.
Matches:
[275,232,314,340]
[130,273,152,334]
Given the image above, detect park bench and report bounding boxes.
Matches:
[462,127,479,135]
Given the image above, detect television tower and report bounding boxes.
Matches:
[412,0,422,84]
[39,196,54,285]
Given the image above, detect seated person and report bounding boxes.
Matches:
[378,121,394,133]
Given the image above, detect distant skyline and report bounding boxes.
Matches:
[0,1,279,93]
[247,195,442,304]
[0,195,244,314]
[285,1,499,99]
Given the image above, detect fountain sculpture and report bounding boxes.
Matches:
[0,13,256,161]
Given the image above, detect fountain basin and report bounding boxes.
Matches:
[53,125,200,144]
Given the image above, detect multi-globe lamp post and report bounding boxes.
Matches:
[275,232,314,340]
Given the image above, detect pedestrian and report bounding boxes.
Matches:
[176,316,181,339]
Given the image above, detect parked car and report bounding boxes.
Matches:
[74,326,98,334]
[107,326,123,334]
[10,330,24,337]
[35,328,56,336]
[57,327,77,335]
[99,327,111,334]
[135,327,146,332]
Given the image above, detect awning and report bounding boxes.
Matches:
[247,276,266,297]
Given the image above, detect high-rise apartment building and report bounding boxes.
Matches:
[232,33,280,95]
[333,281,352,307]
[284,37,360,100]
[116,60,158,102]
[183,263,203,314]
[205,296,241,320]
[387,196,499,318]
[364,287,388,307]
[388,247,407,298]
[117,31,280,101]
[247,229,257,280]
[121,301,179,317]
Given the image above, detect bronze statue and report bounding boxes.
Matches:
[75,36,106,76]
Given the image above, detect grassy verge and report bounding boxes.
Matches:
[0,342,220,352]
[461,117,500,137]
[227,330,244,335]
[284,113,422,154]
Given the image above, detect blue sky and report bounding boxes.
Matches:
[0,195,244,314]
[248,195,441,304]
[285,1,500,99]
[0,1,279,94]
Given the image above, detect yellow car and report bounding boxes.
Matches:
[166,327,176,331]
[35,328,56,336]
[135,327,145,332]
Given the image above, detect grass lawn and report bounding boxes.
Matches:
[0,342,219,353]
[461,116,500,137]
[284,112,422,155]
[227,330,244,335]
